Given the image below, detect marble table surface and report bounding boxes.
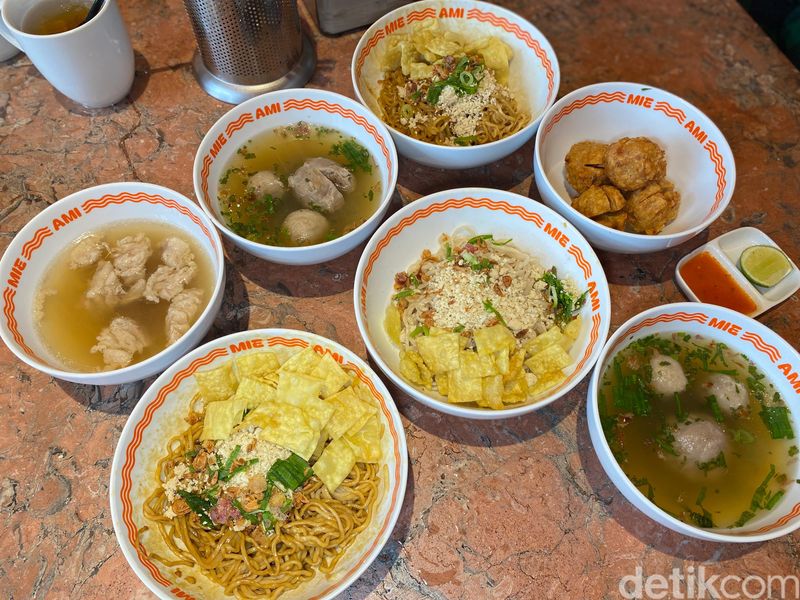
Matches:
[1,0,799,598]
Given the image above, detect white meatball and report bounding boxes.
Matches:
[700,374,748,414]
[674,419,727,464]
[248,170,284,198]
[649,354,688,396]
[282,209,329,245]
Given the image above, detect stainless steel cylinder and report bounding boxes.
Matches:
[183,0,316,104]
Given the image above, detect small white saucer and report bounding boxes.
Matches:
[675,227,800,317]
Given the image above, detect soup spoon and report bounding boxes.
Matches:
[81,0,105,25]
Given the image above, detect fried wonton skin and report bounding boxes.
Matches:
[564,141,608,193]
[594,210,628,231]
[625,180,681,234]
[604,137,666,191]
[572,184,626,218]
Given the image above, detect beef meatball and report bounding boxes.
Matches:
[699,373,749,414]
[572,184,626,218]
[625,180,680,234]
[674,419,727,465]
[248,170,285,198]
[604,137,666,191]
[649,353,688,396]
[565,141,608,193]
[282,209,330,245]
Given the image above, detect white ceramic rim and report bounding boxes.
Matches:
[109,327,409,599]
[350,0,561,154]
[0,181,225,383]
[191,89,399,255]
[534,81,737,242]
[354,186,611,420]
[587,302,800,542]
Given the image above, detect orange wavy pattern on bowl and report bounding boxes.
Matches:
[119,336,404,600]
[355,5,557,101]
[360,195,605,402]
[198,98,394,205]
[540,89,729,221]
[2,191,214,362]
[608,309,800,534]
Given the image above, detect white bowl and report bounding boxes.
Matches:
[110,328,408,599]
[354,187,611,420]
[0,182,225,385]
[193,89,398,266]
[534,82,736,253]
[351,0,559,169]
[587,302,800,542]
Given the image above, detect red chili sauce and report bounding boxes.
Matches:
[679,252,757,314]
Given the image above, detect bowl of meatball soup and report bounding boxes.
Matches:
[587,302,800,542]
[193,89,398,265]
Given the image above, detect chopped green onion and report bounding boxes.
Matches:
[674,392,686,421]
[540,270,587,326]
[706,395,724,423]
[734,464,777,526]
[400,103,413,119]
[459,70,476,87]
[330,139,372,173]
[393,289,416,301]
[452,325,465,333]
[482,299,507,327]
[177,490,216,529]
[454,135,477,146]
[733,429,756,444]
[268,453,313,490]
[410,324,429,338]
[696,451,727,473]
[759,406,795,439]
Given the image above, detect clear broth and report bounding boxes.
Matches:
[217,123,382,247]
[36,221,214,372]
[600,333,797,528]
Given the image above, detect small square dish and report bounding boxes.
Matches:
[675,227,799,317]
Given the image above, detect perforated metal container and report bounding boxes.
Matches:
[184,0,315,104]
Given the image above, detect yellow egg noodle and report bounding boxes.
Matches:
[142,348,382,599]
[377,22,529,146]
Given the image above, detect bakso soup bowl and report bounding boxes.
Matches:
[588,303,800,542]
[110,328,408,600]
[355,187,611,420]
[0,182,225,386]
[193,88,398,266]
[534,82,736,253]
[351,0,559,169]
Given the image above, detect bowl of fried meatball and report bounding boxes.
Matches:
[533,82,736,254]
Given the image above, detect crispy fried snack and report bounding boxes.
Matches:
[625,180,680,234]
[604,137,666,191]
[572,184,626,218]
[564,141,608,193]
[594,210,627,231]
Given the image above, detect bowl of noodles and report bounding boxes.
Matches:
[110,328,408,600]
[354,187,611,420]
[351,0,559,169]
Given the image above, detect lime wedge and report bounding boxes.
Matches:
[739,245,792,287]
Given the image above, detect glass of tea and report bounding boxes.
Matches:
[0,0,134,108]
